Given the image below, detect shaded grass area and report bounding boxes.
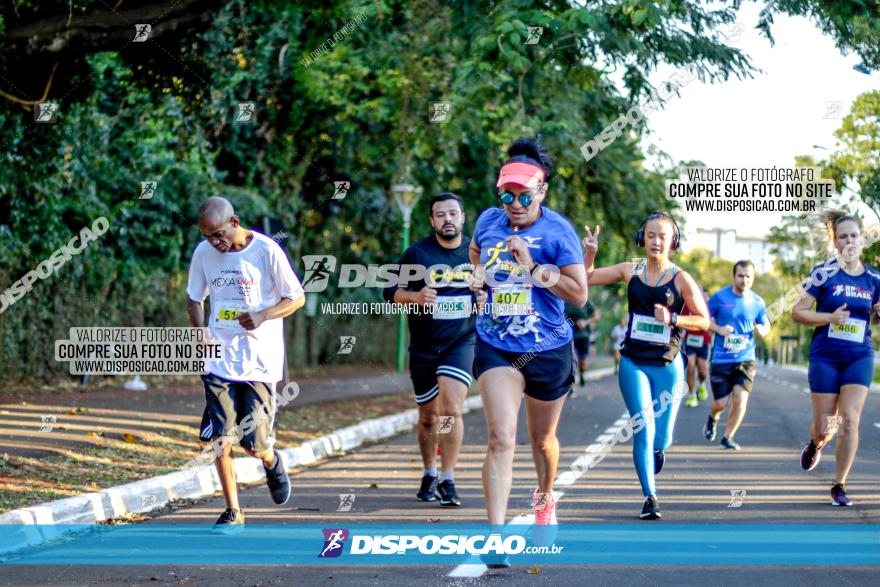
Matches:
[0,392,415,514]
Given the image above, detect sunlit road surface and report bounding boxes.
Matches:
[2,363,878,586]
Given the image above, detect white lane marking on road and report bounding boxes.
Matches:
[448,409,632,578]
[874,423,880,430]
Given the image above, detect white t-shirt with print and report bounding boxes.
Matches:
[187,232,304,383]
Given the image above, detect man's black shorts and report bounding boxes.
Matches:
[202,372,276,452]
[473,338,575,401]
[573,337,591,361]
[709,361,756,400]
[409,340,475,405]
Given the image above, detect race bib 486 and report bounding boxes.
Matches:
[828,318,866,343]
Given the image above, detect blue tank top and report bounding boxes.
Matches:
[807,263,880,361]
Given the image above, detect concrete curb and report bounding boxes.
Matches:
[0,366,615,556]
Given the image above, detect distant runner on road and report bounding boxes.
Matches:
[566,300,599,388]
[610,315,627,374]
[683,287,711,408]
[703,261,770,451]
[383,192,481,508]
[187,197,305,530]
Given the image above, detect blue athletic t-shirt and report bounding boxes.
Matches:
[806,263,880,361]
[708,286,768,363]
[473,206,583,353]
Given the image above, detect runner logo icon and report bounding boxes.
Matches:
[319,528,349,558]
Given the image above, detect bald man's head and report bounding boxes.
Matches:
[199,196,235,223]
[198,197,243,253]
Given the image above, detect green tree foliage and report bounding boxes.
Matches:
[1,1,880,380]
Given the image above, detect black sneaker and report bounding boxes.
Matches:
[264,449,291,505]
[640,495,662,520]
[801,440,822,471]
[654,450,665,475]
[831,483,853,506]
[417,474,439,501]
[703,415,718,442]
[437,479,461,507]
[480,551,511,569]
[720,437,741,451]
[213,507,244,532]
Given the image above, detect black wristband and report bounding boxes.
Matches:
[670,312,678,326]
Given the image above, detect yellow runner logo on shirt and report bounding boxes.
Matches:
[485,241,524,275]
[485,241,508,268]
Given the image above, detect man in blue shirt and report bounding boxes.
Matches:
[703,260,771,450]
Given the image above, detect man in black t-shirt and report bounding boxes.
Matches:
[383,192,484,507]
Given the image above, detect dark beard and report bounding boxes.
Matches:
[436,225,460,241]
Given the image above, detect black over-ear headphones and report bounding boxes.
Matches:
[635,211,681,251]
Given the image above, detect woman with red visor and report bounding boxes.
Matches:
[469,137,587,566]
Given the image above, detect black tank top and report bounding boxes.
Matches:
[620,267,687,365]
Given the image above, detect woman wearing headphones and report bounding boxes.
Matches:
[582,211,709,519]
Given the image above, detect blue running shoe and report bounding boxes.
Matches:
[437,479,461,507]
[721,437,741,451]
[831,483,853,506]
[704,415,718,442]
[417,474,439,501]
[264,450,291,505]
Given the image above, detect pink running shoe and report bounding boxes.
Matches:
[533,489,557,525]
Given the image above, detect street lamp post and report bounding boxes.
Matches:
[392,183,422,373]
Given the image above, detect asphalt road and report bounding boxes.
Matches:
[2,363,879,585]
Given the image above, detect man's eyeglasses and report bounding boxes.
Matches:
[497,191,534,207]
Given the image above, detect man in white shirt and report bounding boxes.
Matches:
[187,197,305,529]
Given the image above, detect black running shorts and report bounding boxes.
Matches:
[409,339,475,405]
[202,372,276,452]
[709,361,756,400]
[473,338,575,401]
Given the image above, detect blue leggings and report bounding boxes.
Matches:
[618,355,686,497]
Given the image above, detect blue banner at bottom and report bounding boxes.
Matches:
[1,524,878,565]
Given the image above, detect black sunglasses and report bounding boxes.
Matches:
[497,191,534,207]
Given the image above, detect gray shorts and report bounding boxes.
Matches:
[202,372,276,452]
